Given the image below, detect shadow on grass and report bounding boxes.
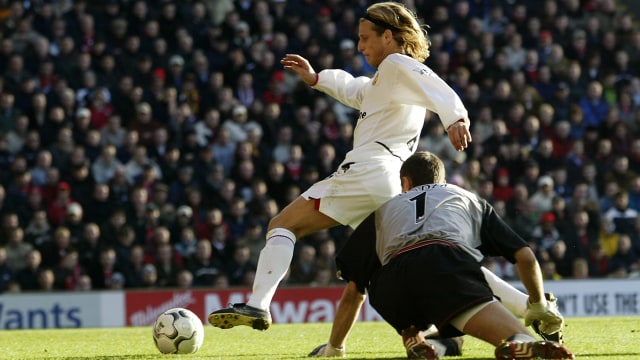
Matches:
[575,352,640,358]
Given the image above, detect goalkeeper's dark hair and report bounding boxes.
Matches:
[400,151,445,185]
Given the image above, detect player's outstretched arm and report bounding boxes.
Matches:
[281,54,318,86]
[309,281,365,357]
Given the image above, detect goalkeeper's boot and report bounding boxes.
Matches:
[402,326,440,359]
[532,293,564,343]
[208,303,272,330]
[419,324,464,356]
[494,340,575,359]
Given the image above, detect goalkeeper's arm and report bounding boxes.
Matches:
[513,247,545,305]
[309,281,365,357]
[513,247,563,334]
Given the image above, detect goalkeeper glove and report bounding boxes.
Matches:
[524,298,564,335]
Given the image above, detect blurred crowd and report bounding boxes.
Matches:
[0,0,639,294]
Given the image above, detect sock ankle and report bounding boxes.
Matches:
[247,228,296,310]
[506,333,537,343]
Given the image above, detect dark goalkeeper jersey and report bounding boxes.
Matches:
[336,183,529,294]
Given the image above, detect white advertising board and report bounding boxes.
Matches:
[511,279,640,317]
[0,291,125,329]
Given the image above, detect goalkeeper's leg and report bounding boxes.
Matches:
[481,267,565,343]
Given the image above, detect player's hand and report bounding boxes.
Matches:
[446,120,472,152]
[308,343,346,357]
[524,300,564,335]
[281,54,317,86]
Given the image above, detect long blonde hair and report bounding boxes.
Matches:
[363,2,431,62]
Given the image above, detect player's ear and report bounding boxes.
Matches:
[384,29,393,42]
[401,176,412,191]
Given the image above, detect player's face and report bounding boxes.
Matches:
[357,21,391,68]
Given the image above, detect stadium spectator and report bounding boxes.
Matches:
[75,222,103,272]
[6,114,29,155]
[547,239,573,278]
[564,209,599,262]
[154,242,182,287]
[30,149,53,186]
[176,268,194,289]
[47,181,76,226]
[53,249,82,290]
[607,234,639,277]
[174,226,197,260]
[36,267,56,291]
[100,114,126,148]
[491,167,512,203]
[599,215,623,258]
[15,187,46,236]
[289,243,318,285]
[529,175,557,214]
[88,246,118,289]
[120,244,145,288]
[40,225,73,268]
[0,246,13,293]
[532,212,562,251]
[63,202,85,244]
[0,92,22,134]
[14,249,43,291]
[588,242,610,277]
[186,239,223,287]
[5,226,32,272]
[224,242,256,286]
[140,263,158,288]
[604,191,639,235]
[571,257,590,279]
[236,220,265,266]
[91,144,121,184]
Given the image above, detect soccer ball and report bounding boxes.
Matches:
[152,307,205,354]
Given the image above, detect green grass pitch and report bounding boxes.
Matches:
[0,317,638,359]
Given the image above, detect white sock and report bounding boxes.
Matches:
[481,266,528,317]
[247,228,296,311]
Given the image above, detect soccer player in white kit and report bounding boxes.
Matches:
[208,1,472,331]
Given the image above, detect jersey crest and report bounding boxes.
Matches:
[411,66,432,76]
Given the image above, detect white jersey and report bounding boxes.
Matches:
[303,54,469,228]
[314,53,469,163]
[374,183,486,265]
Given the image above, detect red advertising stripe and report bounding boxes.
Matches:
[125,286,382,326]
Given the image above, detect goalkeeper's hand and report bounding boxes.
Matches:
[524,299,564,335]
[308,343,346,358]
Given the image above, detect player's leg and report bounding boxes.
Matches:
[455,301,574,359]
[481,267,565,343]
[249,196,338,308]
[416,325,464,358]
[409,265,527,357]
[208,196,339,330]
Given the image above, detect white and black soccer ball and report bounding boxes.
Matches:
[152,307,205,354]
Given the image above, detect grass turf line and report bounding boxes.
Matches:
[0,317,638,359]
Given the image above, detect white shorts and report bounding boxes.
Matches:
[301,159,402,228]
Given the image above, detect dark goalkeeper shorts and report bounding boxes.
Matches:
[368,242,495,338]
